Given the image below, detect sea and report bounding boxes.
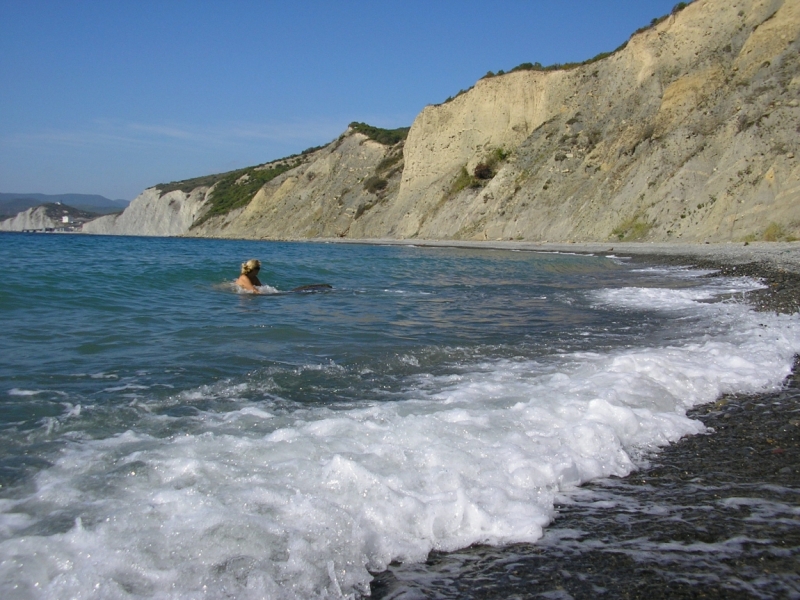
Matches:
[1,233,799,599]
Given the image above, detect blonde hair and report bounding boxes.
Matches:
[241,259,261,275]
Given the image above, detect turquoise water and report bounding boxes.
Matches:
[1,233,798,599]
[0,235,666,433]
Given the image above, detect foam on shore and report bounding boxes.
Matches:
[1,275,799,599]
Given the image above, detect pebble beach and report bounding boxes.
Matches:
[365,240,800,599]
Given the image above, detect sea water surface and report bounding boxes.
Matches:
[1,233,799,599]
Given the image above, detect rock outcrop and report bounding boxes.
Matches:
[86,0,800,243]
[82,187,209,237]
[0,203,96,231]
[0,206,62,231]
[186,130,405,239]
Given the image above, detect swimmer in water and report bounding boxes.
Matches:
[236,259,262,293]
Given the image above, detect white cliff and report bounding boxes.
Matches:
[0,206,61,231]
[82,187,209,236]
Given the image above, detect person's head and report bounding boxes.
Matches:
[241,259,261,275]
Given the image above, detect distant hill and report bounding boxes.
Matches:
[0,193,129,219]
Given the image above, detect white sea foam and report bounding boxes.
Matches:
[220,280,280,294]
[1,283,799,599]
[7,388,47,396]
[90,372,119,379]
[256,284,280,294]
[631,265,719,279]
[101,383,150,393]
[592,276,765,312]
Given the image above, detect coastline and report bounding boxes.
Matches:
[316,239,800,273]
[317,239,800,313]
[366,240,800,598]
[373,369,800,598]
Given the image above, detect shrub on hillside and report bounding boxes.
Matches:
[473,162,494,180]
[672,2,689,14]
[762,222,797,242]
[191,163,293,227]
[612,215,653,241]
[349,122,410,146]
[363,176,388,194]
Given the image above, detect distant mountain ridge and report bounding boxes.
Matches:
[0,193,128,219]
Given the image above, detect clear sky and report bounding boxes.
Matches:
[1,0,682,200]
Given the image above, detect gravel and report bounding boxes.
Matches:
[369,241,800,600]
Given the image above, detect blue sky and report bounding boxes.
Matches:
[1,1,681,200]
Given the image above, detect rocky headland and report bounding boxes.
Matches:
[0,203,98,232]
[76,0,799,246]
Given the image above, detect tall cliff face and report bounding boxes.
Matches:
[362,0,800,242]
[82,187,209,237]
[0,206,62,231]
[186,131,405,239]
[90,0,800,243]
[0,203,97,231]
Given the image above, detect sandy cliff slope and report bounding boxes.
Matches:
[88,0,800,243]
[186,131,404,239]
[364,0,800,242]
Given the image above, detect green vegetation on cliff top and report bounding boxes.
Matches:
[154,122,410,226]
[155,172,229,195]
[191,163,296,227]
[349,122,410,146]
[156,145,320,196]
[453,1,694,103]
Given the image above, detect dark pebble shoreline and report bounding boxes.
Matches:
[631,253,800,315]
[372,253,800,599]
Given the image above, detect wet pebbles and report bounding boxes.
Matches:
[372,253,800,599]
[633,254,800,316]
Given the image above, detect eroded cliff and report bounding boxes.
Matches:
[82,187,209,237]
[1,203,97,231]
[357,0,800,243]
[187,130,405,239]
[87,0,800,243]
